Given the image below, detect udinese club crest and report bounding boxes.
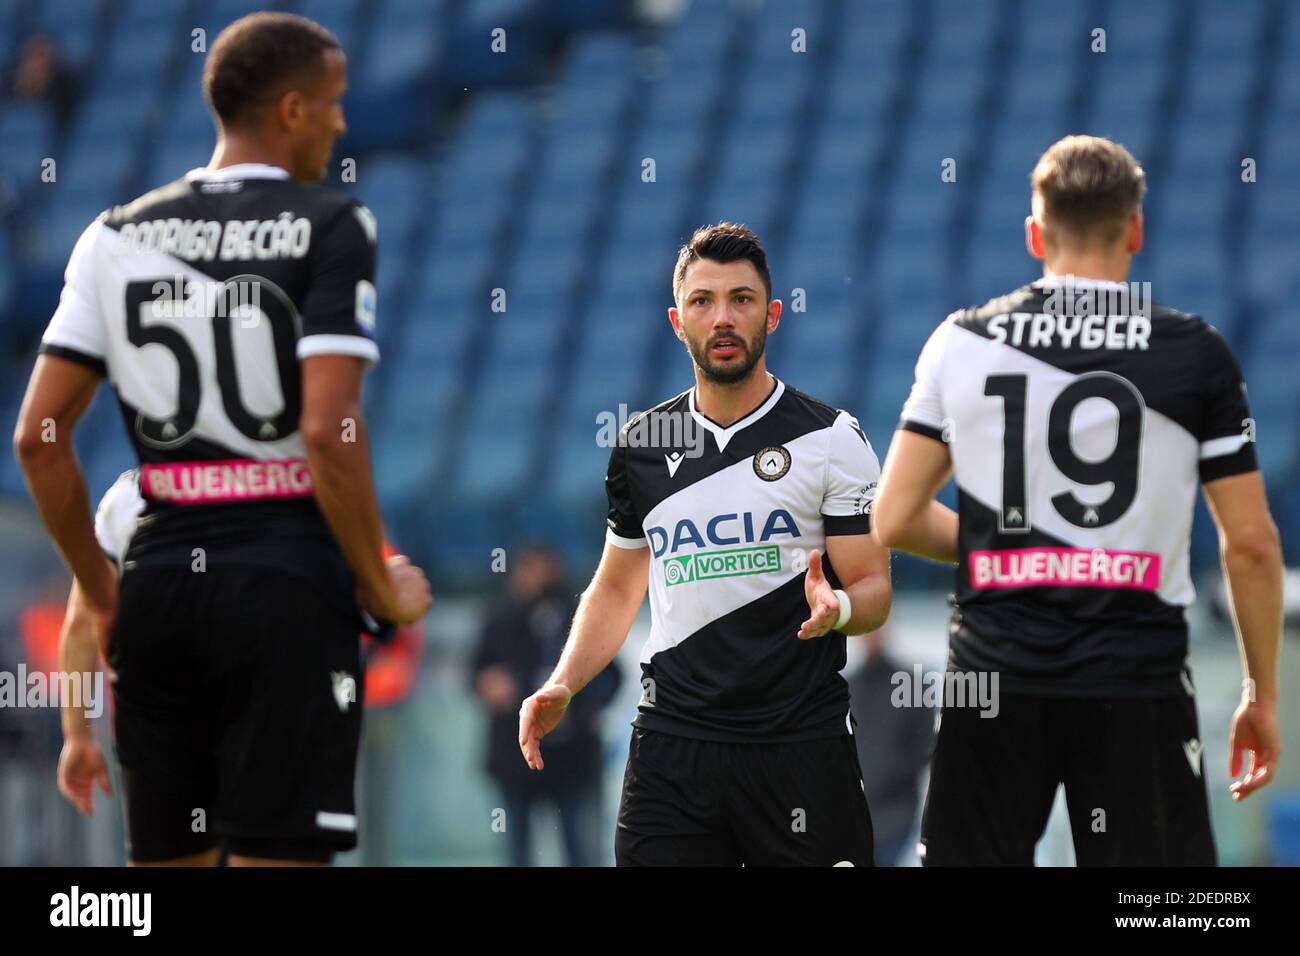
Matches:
[753,445,792,481]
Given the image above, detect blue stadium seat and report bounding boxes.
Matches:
[1190,0,1267,57]
[294,0,361,49]
[701,192,778,244]
[354,154,429,250]
[1088,58,1166,131]
[33,0,104,68]
[1104,0,1178,57]
[1147,244,1234,339]
[204,0,295,30]
[966,222,1035,305]
[443,0,542,89]
[0,104,55,190]
[859,361,917,456]
[545,0,632,32]
[0,226,14,325]
[30,190,116,271]
[666,0,738,56]
[452,411,544,501]
[359,0,445,89]
[646,68,726,125]
[2,0,1297,586]
[613,186,689,249]
[927,0,1000,62]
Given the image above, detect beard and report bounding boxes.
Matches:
[685,325,768,384]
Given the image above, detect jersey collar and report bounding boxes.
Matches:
[185,163,291,181]
[688,374,785,453]
[1031,274,1131,291]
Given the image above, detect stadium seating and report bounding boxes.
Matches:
[1,0,1298,580]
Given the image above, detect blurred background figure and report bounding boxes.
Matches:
[848,628,933,867]
[0,570,114,866]
[352,585,426,867]
[5,34,78,129]
[472,546,622,866]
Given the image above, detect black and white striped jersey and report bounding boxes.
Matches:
[900,276,1257,696]
[605,375,881,741]
[39,163,378,597]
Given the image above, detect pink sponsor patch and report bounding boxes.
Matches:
[969,546,1161,591]
[140,457,314,504]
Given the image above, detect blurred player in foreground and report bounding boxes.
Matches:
[873,135,1283,865]
[16,12,431,866]
[520,223,891,866]
[57,470,423,822]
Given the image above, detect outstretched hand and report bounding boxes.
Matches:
[798,549,841,640]
[519,683,573,771]
[1229,696,1280,801]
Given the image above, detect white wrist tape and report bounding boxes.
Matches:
[832,589,851,631]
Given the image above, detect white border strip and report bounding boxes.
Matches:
[606,527,648,550]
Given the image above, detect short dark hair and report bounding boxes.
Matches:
[673,222,773,303]
[203,12,340,124]
[1031,135,1146,247]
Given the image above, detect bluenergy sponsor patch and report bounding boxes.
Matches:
[969,546,1160,590]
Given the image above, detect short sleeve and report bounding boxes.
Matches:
[604,439,646,549]
[39,218,110,376]
[297,203,380,366]
[898,316,954,443]
[822,411,881,535]
[1197,326,1257,483]
[94,470,145,564]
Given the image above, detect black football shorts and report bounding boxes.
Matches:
[615,727,875,866]
[108,565,364,863]
[921,690,1216,866]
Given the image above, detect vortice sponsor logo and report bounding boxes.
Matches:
[663,544,782,586]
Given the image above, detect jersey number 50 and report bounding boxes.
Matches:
[124,277,301,449]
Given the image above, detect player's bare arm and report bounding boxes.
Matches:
[300,354,431,625]
[798,535,891,640]
[1203,470,1283,800]
[519,541,648,771]
[56,577,114,816]
[13,354,117,617]
[873,429,959,564]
